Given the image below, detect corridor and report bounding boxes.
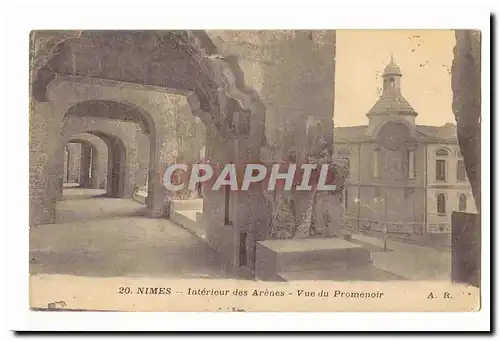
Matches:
[29,188,252,280]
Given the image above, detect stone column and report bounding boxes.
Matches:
[134,127,150,189]
[408,150,415,179]
[257,31,336,240]
[79,143,92,188]
[63,148,69,182]
[147,119,179,217]
[29,101,63,225]
[373,147,380,178]
[67,143,82,183]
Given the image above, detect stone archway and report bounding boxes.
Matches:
[67,133,109,190]
[30,30,338,270]
[30,31,265,226]
[64,131,126,199]
[91,132,127,198]
[61,115,144,201]
[67,139,94,189]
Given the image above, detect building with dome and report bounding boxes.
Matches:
[335,57,477,235]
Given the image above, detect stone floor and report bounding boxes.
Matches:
[30,187,253,280]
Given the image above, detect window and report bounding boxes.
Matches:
[457,160,466,181]
[459,194,467,212]
[436,160,446,181]
[390,78,395,87]
[437,193,446,214]
[343,157,350,178]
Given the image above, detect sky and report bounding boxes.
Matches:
[334,30,456,127]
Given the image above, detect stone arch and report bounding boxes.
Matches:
[89,132,127,198]
[61,116,143,200]
[436,147,452,157]
[371,118,417,143]
[30,30,266,227]
[32,31,265,143]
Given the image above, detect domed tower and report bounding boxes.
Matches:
[366,55,418,132]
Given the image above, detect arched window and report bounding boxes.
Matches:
[436,148,449,157]
[457,160,466,181]
[459,194,467,212]
[437,193,446,214]
[436,160,446,181]
[435,149,449,181]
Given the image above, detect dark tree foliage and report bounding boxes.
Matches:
[451,30,481,211]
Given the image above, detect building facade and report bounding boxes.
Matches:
[335,57,477,235]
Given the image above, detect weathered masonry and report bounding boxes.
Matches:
[30,30,337,269]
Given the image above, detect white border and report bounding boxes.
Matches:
[1,0,492,333]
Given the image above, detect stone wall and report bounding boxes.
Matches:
[29,73,205,225]
[30,31,339,272]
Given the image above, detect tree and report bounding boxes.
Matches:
[451,30,481,211]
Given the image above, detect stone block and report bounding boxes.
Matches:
[255,238,371,281]
[451,211,481,288]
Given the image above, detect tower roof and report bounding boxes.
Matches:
[367,92,417,116]
[383,54,402,76]
[367,55,417,117]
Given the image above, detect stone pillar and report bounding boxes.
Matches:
[67,143,82,183]
[63,148,69,182]
[408,150,415,179]
[79,143,92,188]
[88,138,108,189]
[373,148,380,178]
[29,101,62,225]
[134,127,150,189]
[206,31,337,263]
[256,31,336,240]
[55,146,65,201]
[147,123,179,217]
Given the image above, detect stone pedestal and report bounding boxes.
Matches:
[255,238,371,281]
[451,211,481,288]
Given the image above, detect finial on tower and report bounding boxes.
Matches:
[383,53,402,77]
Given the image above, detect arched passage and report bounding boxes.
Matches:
[66,139,94,189]
[60,117,141,199]
[62,100,154,204]
[30,31,268,271]
[67,133,109,190]
[90,132,127,198]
